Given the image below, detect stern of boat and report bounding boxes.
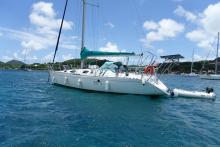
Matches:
[142,75,169,96]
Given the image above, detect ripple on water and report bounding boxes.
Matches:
[0,71,220,146]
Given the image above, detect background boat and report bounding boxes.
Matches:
[182,48,198,77]
[200,32,220,80]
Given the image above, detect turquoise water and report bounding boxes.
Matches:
[0,70,220,146]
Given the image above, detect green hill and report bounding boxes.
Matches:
[0,60,25,69]
[0,58,218,73]
[5,60,24,66]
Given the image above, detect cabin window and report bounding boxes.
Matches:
[83,70,89,74]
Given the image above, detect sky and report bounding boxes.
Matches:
[0,0,220,63]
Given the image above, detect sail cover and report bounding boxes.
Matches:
[80,47,135,59]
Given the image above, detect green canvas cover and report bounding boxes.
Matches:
[80,47,135,59]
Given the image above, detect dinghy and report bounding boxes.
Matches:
[172,88,216,100]
[200,74,220,80]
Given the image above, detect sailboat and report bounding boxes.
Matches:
[49,0,169,96]
[189,48,198,76]
[48,0,216,99]
[22,49,32,72]
[200,32,220,80]
[183,48,197,77]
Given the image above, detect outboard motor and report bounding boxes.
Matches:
[206,87,214,94]
[168,89,176,97]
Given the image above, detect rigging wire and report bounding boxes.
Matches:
[95,1,99,50]
[91,3,96,50]
[200,38,217,73]
[69,0,81,66]
[52,0,69,64]
[74,0,82,59]
[128,0,147,54]
[96,0,101,51]
[128,0,157,68]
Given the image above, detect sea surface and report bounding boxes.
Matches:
[0,70,220,147]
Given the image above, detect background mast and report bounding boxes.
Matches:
[190,48,194,74]
[81,0,86,68]
[215,32,219,74]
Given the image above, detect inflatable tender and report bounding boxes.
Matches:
[171,88,216,100]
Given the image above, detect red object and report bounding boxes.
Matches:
[144,65,156,75]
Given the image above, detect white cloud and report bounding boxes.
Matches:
[185,30,207,42]
[104,22,115,28]
[174,5,197,23]
[98,42,128,63]
[99,42,120,52]
[13,53,22,60]
[27,1,74,51]
[2,52,38,63]
[2,53,22,62]
[60,44,78,50]
[143,21,158,30]
[59,36,79,50]
[24,55,38,63]
[185,29,215,50]
[30,1,73,31]
[156,48,165,55]
[32,1,56,18]
[201,3,220,35]
[197,39,215,50]
[0,27,56,51]
[42,52,54,63]
[194,54,203,61]
[176,2,220,51]
[2,56,13,61]
[27,56,38,62]
[141,19,184,47]
[0,1,78,63]
[62,54,73,61]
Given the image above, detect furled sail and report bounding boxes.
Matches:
[80,47,135,59]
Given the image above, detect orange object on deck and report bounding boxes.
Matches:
[144,65,156,75]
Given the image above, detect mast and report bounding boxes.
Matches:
[190,48,194,73]
[215,32,219,74]
[81,0,86,68]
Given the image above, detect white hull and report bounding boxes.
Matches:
[181,73,198,77]
[49,70,169,96]
[200,74,220,80]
